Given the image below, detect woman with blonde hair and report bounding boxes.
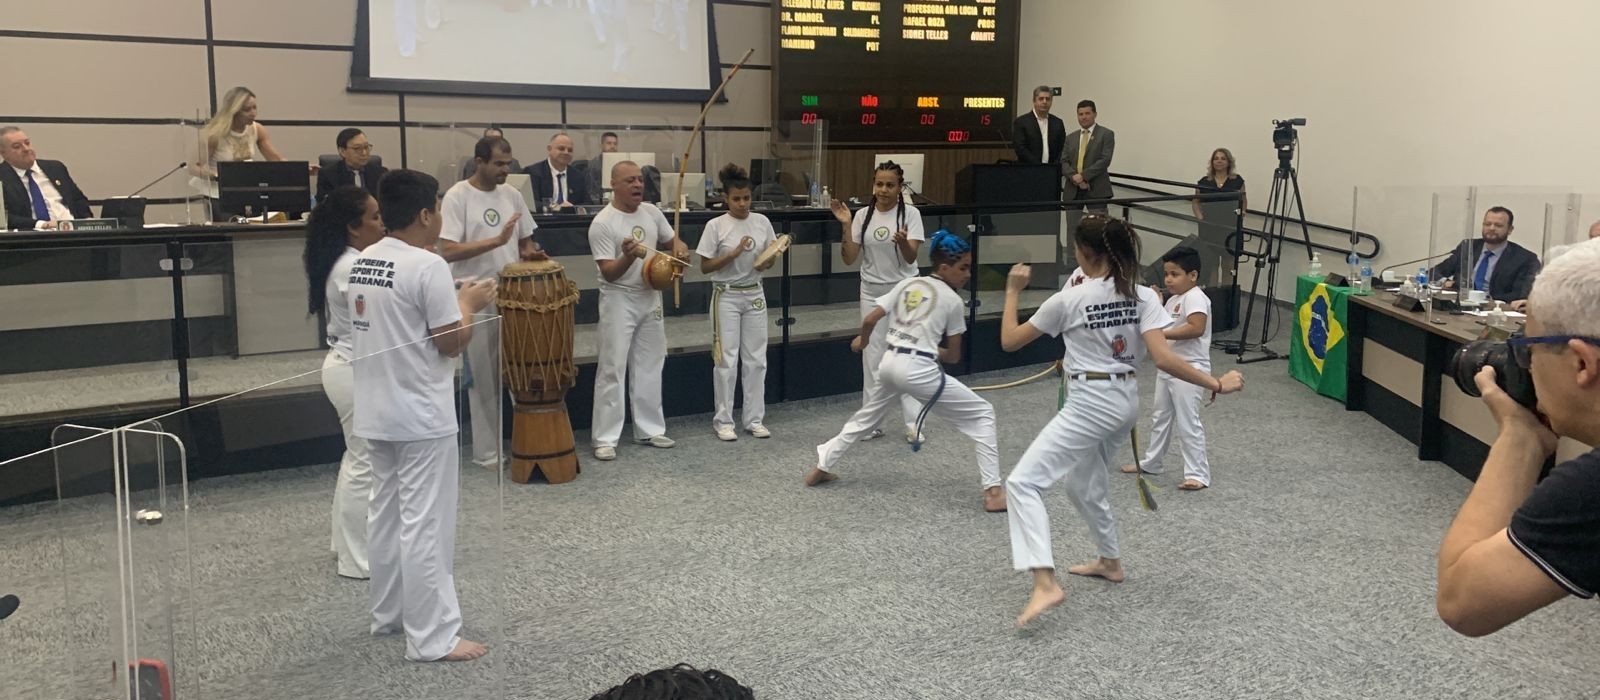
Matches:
[191,87,290,202]
[1191,147,1245,221]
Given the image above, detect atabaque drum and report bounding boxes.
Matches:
[498,259,581,484]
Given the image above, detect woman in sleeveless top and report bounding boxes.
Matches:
[191,86,291,206]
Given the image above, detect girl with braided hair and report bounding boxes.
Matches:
[806,230,1007,513]
[999,216,1245,626]
[830,161,926,444]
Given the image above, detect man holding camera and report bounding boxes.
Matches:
[1436,238,1600,637]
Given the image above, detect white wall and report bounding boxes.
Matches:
[1020,0,1600,299]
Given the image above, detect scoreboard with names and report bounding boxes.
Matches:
[774,0,1020,144]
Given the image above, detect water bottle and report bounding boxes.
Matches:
[1359,259,1373,294]
[809,179,821,207]
[1416,266,1429,288]
[1345,252,1359,288]
[821,185,831,205]
[1309,252,1322,277]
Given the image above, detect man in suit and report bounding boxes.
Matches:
[1061,100,1115,210]
[1012,86,1066,165]
[586,131,619,201]
[317,128,387,202]
[525,133,590,209]
[462,126,522,180]
[1,127,92,231]
[1431,206,1541,306]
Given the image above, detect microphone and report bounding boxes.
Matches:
[127,162,187,198]
[1378,250,1456,280]
[0,594,18,620]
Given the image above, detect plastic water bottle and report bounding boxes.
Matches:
[1416,266,1429,288]
[1345,252,1359,288]
[809,179,821,207]
[1309,252,1322,277]
[1359,259,1373,294]
[821,185,831,205]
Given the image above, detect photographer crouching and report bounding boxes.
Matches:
[1436,238,1600,637]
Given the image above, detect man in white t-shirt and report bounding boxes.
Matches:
[1122,246,1215,490]
[352,169,496,662]
[438,135,544,469]
[588,160,689,461]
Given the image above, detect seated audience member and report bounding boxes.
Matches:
[1436,238,1600,637]
[462,126,522,179]
[0,127,92,231]
[525,133,590,209]
[1429,206,1540,305]
[589,664,754,700]
[317,128,387,201]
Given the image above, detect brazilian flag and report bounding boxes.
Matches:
[1289,275,1349,401]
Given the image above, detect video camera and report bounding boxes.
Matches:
[1271,118,1307,165]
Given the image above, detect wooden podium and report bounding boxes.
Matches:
[953,163,1062,204]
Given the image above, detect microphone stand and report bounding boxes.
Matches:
[126,163,188,199]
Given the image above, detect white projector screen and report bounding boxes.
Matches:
[351,0,718,101]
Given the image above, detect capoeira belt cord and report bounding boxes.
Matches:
[1130,426,1160,512]
[967,360,1064,394]
[909,370,946,453]
[711,285,724,367]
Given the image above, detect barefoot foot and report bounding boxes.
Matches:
[437,638,488,662]
[983,485,1007,512]
[803,467,838,487]
[1066,557,1125,583]
[1179,479,1208,491]
[1016,584,1067,627]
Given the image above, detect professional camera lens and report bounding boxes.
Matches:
[1449,339,1538,408]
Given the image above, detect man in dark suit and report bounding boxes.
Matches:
[1061,100,1116,209]
[1012,86,1066,165]
[1430,206,1541,305]
[316,128,387,202]
[524,133,590,209]
[1,127,92,231]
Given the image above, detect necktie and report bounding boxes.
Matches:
[1076,129,1089,172]
[1473,250,1494,292]
[26,170,50,222]
[556,172,566,204]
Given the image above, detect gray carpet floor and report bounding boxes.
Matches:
[3,318,1598,699]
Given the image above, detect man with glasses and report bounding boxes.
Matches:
[317,128,387,201]
[1437,238,1600,636]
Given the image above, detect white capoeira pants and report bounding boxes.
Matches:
[859,283,919,435]
[463,322,504,463]
[711,283,767,431]
[1139,373,1211,486]
[817,350,1001,489]
[1006,376,1138,570]
[367,434,463,661]
[591,287,667,447]
[321,350,372,579]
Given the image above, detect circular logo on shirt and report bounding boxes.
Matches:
[895,279,938,328]
[631,226,647,242]
[652,305,664,320]
[483,208,501,226]
[873,226,891,242]
[751,297,766,311]
[1110,334,1128,359]
[354,293,366,317]
[742,237,756,250]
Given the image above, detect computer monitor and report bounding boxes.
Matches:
[873,153,925,204]
[600,152,658,184]
[218,161,311,218]
[659,173,706,209]
[503,173,537,211]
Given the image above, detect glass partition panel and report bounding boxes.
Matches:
[119,422,185,700]
[409,123,483,191]
[1542,193,1586,259]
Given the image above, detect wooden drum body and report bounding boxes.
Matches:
[498,260,581,484]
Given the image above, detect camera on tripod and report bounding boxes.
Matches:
[1272,118,1306,162]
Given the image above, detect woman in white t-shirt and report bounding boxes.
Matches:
[303,185,387,580]
[999,216,1245,627]
[697,164,778,441]
[830,161,926,442]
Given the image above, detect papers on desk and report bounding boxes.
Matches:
[1464,309,1526,318]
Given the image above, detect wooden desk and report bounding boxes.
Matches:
[1345,291,1590,479]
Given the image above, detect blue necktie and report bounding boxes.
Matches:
[556,172,566,204]
[25,170,50,222]
[1473,250,1494,292]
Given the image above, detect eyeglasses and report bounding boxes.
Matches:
[346,144,374,153]
[1507,335,1600,369]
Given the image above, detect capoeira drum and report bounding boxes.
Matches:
[498,260,581,484]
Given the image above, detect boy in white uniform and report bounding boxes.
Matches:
[352,170,495,662]
[437,136,544,469]
[805,231,1007,513]
[589,160,689,461]
[1122,246,1214,490]
[829,161,926,443]
[696,164,777,441]
[1000,218,1243,627]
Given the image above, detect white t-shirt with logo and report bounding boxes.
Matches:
[589,202,676,292]
[1028,277,1169,374]
[873,276,966,356]
[324,246,360,360]
[1163,286,1212,374]
[850,203,925,287]
[348,237,463,442]
[1065,266,1088,288]
[439,180,537,282]
[695,212,776,285]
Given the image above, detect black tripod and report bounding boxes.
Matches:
[1229,125,1314,363]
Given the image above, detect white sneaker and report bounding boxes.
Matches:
[471,454,502,469]
[637,435,676,449]
[747,423,771,439]
[594,446,616,461]
[715,426,738,441]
